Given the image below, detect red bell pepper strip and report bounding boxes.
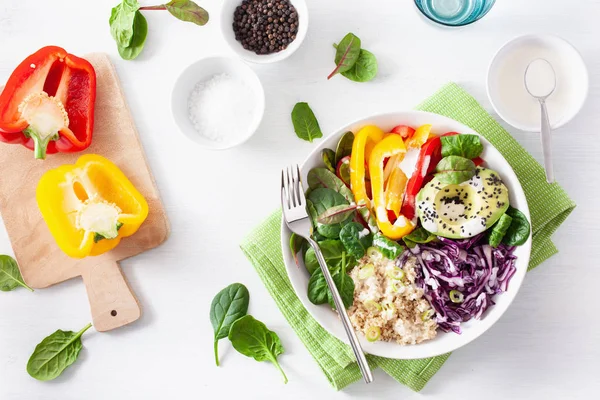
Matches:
[390,125,415,138]
[0,46,96,159]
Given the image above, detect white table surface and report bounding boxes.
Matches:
[1,0,598,399]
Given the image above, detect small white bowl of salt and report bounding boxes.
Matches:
[171,57,265,149]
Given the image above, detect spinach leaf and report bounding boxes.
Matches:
[335,131,354,164]
[339,222,372,259]
[328,33,361,79]
[117,11,148,60]
[0,255,33,292]
[322,148,336,173]
[209,283,250,366]
[307,188,352,238]
[402,227,437,249]
[435,155,476,184]
[488,213,513,248]
[441,134,484,159]
[165,0,209,25]
[307,268,328,305]
[341,49,378,82]
[304,240,347,275]
[502,206,531,246]
[307,168,354,203]
[291,102,323,142]
[373,234,404,259]
[327,252,355,310]
[109,0,140,48]
[228,315,288,384]
[337,157,351,187]
[289,233,307,266]
[27,323,92,381]
[317,204,358,225]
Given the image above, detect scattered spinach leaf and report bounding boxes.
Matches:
[488,213,513,248]
[27,323,92,381]
[209,283,250,366]
[109,0,139,48]
[502,206,531,246]
[372,234,404,259]
[307,268,328,305]
[0,255,33,292]
[335,131,355,164]
[435,155,476,184]
[304,240,347,275]
[117,11,148,60]
[327,252,355,310]
[327,33,362,79]
[291,102,323,142]
[339,222,372,259]
[228,315,288,384]
[317,204,358,225]
[341,49,378,82]
[165,0,209,25]
[307,168,354,203]
[322,148,336,173]
[441,134,483,159]
[307,188,352,238]
[402,227,437,248]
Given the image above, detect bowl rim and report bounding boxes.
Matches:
[280,110,532,359]
[486,33,589,132]
[219,0,309,64]
[412,0,496,27]
[170,56,265,150]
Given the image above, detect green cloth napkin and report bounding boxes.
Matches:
[240,83,575,391]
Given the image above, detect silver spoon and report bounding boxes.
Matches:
[524,58,557,183]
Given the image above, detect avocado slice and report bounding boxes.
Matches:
[416,167,509,239]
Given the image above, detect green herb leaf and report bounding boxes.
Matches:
[27,323,92,381]
[228,315,288,384]
[291,102,323,142]
[502,206,531,246]
[327,253,355,310]
[209,283,250,366]
[307,268,328,305]
[402,227,437,248]
[488,213,513,248]
[328,33,362,79]
[304,240,348,275]
[317,204,357,225]
[322,148,336,173]
[339,222,372,259]
[341,49,378,82]
[165,0,209,25]
[435,155,476,184]
[109,0,140,48]
[117,11,148,60]
[440,134,484,159]
[372,234,404,260]
[0,255,33,292]
[335,131,354,164]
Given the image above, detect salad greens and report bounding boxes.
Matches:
[307,269,328,305]
[434,155,476,184]
[228,315,288,384]
[502,206,531,246]
[27,323,92,381]
[317,204,361,225]
[327,252,355,310]
[210,283,250,366]
[441,134,483,159]
[304,240,348,276]
[322,149,336,173]
[308,188,353,238]
[289,233,307,266]
[402,227,437,249]
[335,131,354,164]
[0,255,33,292]
[340,222,372,259]
[291,102,323,142]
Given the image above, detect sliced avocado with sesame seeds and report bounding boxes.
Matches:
[416,167,509,239]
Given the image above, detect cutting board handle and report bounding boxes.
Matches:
[81,260,141,332]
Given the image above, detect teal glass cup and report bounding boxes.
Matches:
[414,0,496,26]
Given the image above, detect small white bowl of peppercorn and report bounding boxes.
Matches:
[221,0,308,63]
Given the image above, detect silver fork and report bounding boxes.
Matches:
[281,165,374,384]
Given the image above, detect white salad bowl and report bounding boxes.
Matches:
[220,0,309,64]
[281,111,532,359]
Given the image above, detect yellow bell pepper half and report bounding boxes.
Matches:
[350,125,385,208]
[369,134,415,240]
[36,154,149,258]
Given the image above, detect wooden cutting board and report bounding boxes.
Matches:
[0,53,169,331]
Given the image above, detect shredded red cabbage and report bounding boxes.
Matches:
[399,235,517,334]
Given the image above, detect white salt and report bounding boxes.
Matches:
[187,73,257,143]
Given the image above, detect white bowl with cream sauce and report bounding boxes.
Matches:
[487,34,588,132]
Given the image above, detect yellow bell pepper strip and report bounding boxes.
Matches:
[350,125,385,208]
[36,154,149,258]
[369,134,415,239]
[385,167,408,216]
[405,124,432,149]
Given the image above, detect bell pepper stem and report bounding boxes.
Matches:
[24,128,57,160]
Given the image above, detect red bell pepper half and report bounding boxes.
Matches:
[0,46,96,159]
